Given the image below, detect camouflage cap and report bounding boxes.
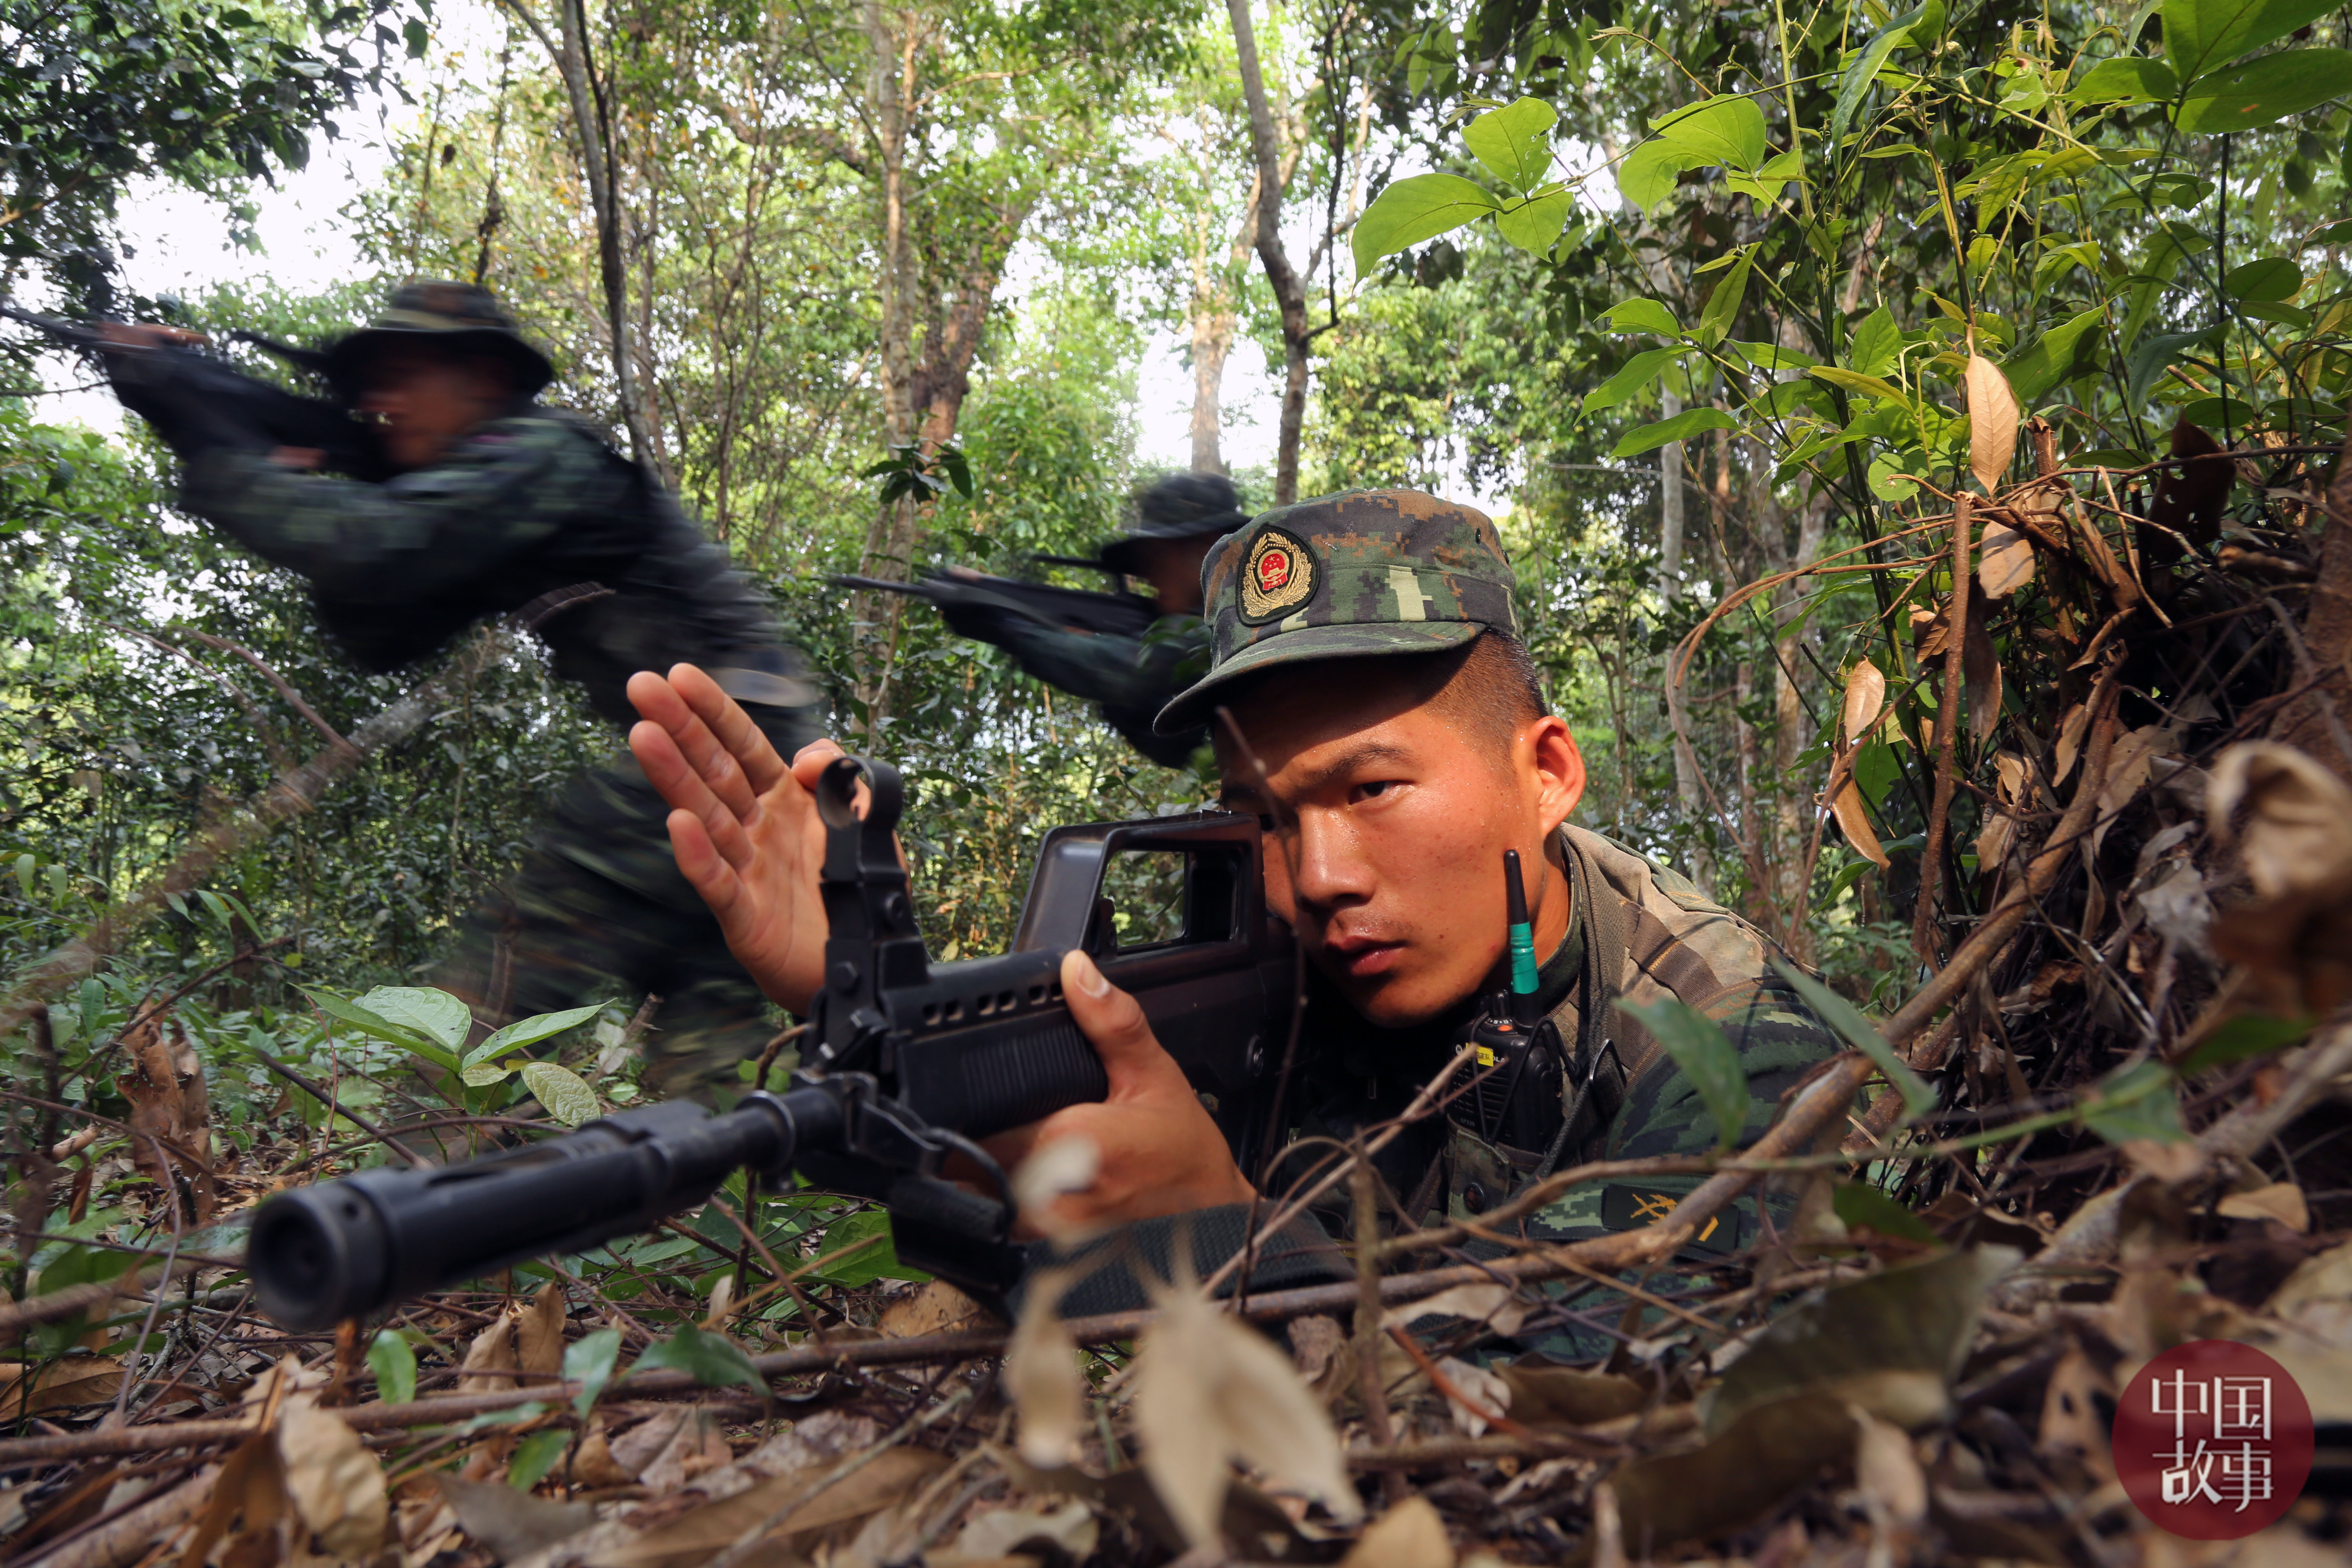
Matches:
[1153,489,1519,734]
[324,280,555,399]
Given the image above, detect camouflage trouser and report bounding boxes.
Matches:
[433,742,788,1102]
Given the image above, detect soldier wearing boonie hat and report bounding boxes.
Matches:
[99,279,828,1109]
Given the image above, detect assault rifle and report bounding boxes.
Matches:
[832,560,1160,642]
[247,756,1296,1330]
[0,303,383,479]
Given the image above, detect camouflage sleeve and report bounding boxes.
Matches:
[988,617,1201,713]
[178,414,595,604]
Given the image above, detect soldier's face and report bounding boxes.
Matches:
[358,348,514,471]
[1135,536,1217,616]
[1216,667,1586,1027]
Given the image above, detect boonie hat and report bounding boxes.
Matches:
[1100,470,1251,576]
[324,280,555,399]
[1154,488,1519,733]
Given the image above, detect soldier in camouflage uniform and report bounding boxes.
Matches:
[929,471,1243,766]
[626,487,1843,1335]
[102,282,824,1098]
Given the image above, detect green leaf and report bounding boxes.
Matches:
[1651,96,1767,170]
[357,986,473,1051]
[2164,0,2339,81]
[519,1063,600,1127]
[2176,48,2352,132]
[403,17,429,58]
[1809,365,1909,404]
[1494,188,1572,254]
[2082,1059,2187,1144]
[2224,255,2302,300]
[807,1207,927,1287]
[1616,996,1748,1149]
[1831,1,1938,145]
[460,1062,516,1087]
[1581,346,1689,415]
[1617,139,1696,213]
[2180,1013,2316,1074]
[1849,305,1902,377]
[2005,306,2110,403]
[1771,961,1938,1123]
[1832,1183,1943,1244]
[564,1327,623,1419]
[508,1429,570,1491]
[303,989,458,1071]
[464,1002,606,1069]
[1612,406,1737,457]
[1461,96,1557,192]
[2126,328,2215,406]
[1602,298,1683,336]
[1694,248,1755,347]
[1351,173,1500,273]
[367,1329,416,1405]
[2071,56,2182,104]
[634,1323,765,1393]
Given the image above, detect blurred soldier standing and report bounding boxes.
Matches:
[100,281,824,1098]
[931,471,1246,766]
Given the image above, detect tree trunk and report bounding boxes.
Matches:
[1226,0,1310,504]
[540,0,659,467]
[1658,388,1713,891]
[1189,299,1235,474]
[851,0,922,737]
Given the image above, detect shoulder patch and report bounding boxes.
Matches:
[1601,1184,1744,1253]
[1240,525,1317,623]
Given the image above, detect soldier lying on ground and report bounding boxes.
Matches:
[100,282,823,1100]
[626,489,1841,1334]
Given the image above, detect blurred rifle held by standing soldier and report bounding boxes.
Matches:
[0,301,387,479]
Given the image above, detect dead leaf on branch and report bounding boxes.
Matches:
[434,1474,598,1564]
[517,1281,567,1376]
[1339,1496,1453,1568]
[278,1399,388,1561]
[1832,776,1891,870]
[1382,1282,1528,1339]
[1133,1282,1363,1550]
[1978,519,2036,597]
[2206,741,2352,1010]
[1006,1267,1087,1468]
[938,1499,1100,1565]
[1706,1247,2019,1435]
[1965,354,2021,495]
[1962,584,2001,744]
[2218,1181,2311,1232]
[120,1016,217,1226]
[1842,660,1886,744]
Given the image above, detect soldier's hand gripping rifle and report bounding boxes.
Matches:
[0,303,382,479]
[247,757,1295,1330]
[831,560,1160,644]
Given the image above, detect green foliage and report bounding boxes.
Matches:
[633,1323,765,1392]
[368,1329,417,1405]
[1618,995,1748,1149]
[564,1327,624,1418]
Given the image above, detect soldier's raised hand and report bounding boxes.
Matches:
[627,664,838,1014]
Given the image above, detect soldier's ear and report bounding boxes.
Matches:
[1528,715,1584,831]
